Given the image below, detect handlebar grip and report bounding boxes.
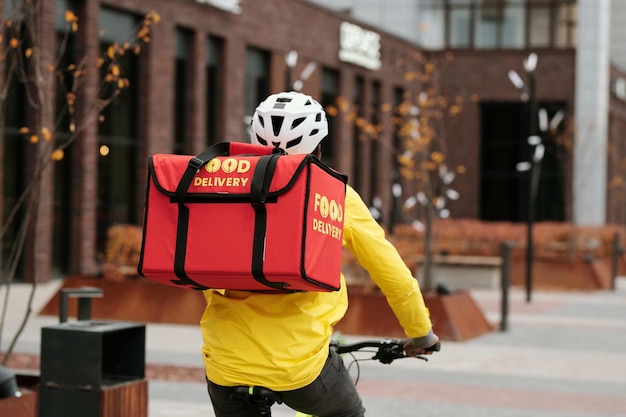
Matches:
[424,341,441,352]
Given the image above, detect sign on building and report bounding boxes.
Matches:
[339,21,381,71]
[196,0,242,14]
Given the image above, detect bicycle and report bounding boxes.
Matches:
[227,337,441,417]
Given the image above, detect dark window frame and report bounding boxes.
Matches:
[244,47,271,139]
[424,0,577,50]
[174,27,193,154]
[321,67,339,167]
[96,7,143,253]
[206,36,224,146]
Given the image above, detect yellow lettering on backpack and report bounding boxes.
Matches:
[313,193,343,222]
[193,176,250,188]
[312,193,343,241]
[312,218,342,241]
[204,158,251,174]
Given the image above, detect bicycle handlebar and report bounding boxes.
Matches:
[227,338,441,415]
[330,339,441,364]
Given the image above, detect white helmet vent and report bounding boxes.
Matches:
[292,117,306,129]
[271,116,284,136]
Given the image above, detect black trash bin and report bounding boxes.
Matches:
[38,320,147,417]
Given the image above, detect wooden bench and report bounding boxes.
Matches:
[414,254,503,290]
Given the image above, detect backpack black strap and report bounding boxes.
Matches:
[249,153,292,291]
[171,142,231,290]
[175,142,231,204]
[171,203,207,289]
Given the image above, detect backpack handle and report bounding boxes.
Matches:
[175,142,279,204]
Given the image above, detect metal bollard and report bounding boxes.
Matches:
[611,232,624,291]
[500,241,512,332]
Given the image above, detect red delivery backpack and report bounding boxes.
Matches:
[137,141,348,292]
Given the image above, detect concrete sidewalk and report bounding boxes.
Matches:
[2,278,626,417]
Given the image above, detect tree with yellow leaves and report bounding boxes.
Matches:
[0,1,159,364]
[391,52,469,291]
[328,51,469,291]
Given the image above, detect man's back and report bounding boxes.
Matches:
[200,185,432,390]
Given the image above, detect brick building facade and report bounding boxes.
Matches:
[1,0,429,281]
[2,0,626,282]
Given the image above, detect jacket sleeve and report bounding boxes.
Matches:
[342,185,433,338]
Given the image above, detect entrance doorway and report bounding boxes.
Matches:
[479,102,565,222]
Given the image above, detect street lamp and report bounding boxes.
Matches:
[285,50,298,90]
[293,62,317,92]
[508,52,539,303]
[284,50,317,92]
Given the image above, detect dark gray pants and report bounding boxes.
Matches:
[207,349,365,417]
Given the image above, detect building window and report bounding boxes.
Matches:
[418,2,446,49]
[2,75,28,279]
[479,101,565,222]
[475,0,525,49]
[369,81,381,207]
[206,36,223,146]
[555,0,577,48]
[449,3,472,48]
[321,67,339,167]
[480,102,527,221]
[419,0,576,50]
[174,28,193,154]
[53,0,79,275]
[390,87,406,231]
[528,2,551,47]
[244,47,270,139]
[474,1,500,49]
[1,2,48,279]
[502,1,525,48]
[97,7,142,252]
[352,77,365,192]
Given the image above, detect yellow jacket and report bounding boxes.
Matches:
[200,185,433,390]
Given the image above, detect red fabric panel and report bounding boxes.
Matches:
[229,142,275,156]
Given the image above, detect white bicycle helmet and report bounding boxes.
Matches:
[250,91,328,155]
